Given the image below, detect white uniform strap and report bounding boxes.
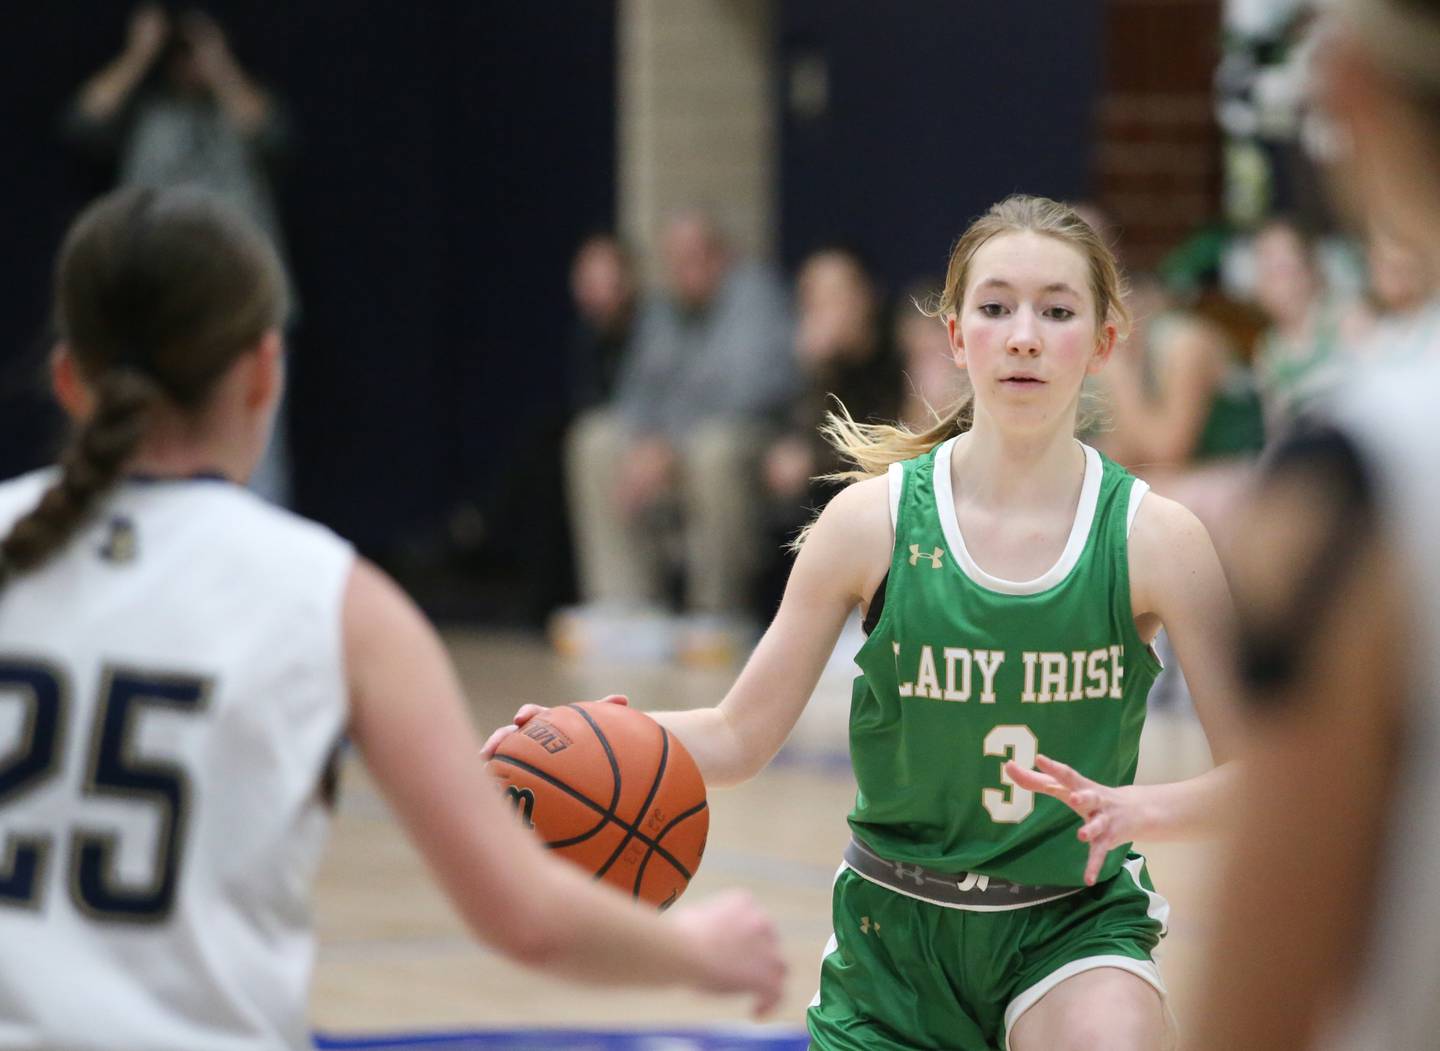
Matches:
[888,460,903,531]
[1127,478,1150,538]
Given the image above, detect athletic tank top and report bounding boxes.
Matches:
[0,472,352,1051]
[1149,313,1266,460]
[848,437,1162,887]
[1321,354,1440,1050]
[1256,296,1346,428]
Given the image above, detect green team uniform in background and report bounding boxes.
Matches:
[808,436,1170,1051]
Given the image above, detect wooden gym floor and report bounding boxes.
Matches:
[310,629,1221,1037]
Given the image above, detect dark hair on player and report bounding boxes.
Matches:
[0,186,286,587]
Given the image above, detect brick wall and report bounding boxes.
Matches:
[1095,0,1223,270]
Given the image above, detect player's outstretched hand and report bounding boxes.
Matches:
[1004,754,1145,886]
[668,889,787,1018]
[479,694,628,760]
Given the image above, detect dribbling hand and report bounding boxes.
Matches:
[1004,754,1148,886]
[668,889,786,1018]
[479,695,628,760]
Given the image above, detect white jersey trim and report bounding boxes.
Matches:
[1003,954,1174,1051]
[1127,479,1150,538]
[1002,856,1173,1045]
[808,864,847,1010]
[933,436,1103,596]
[888,460,903,531]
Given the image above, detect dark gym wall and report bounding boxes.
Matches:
[0,2,616,554]
[779,0,1103,294]
[2,2,1101,552]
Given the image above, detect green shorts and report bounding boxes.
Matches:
[807,853,1170,1051]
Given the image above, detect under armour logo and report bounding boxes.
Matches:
[860,915,881,935]
[891,861,926,886]
[908,544,944,569]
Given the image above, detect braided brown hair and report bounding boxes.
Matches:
[0,187,286,585]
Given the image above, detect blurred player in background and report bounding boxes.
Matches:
[1188,1,1440,1048]
[491,195,1241,1051]
[0,187,784,1049]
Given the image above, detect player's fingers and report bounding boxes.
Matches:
[1003,761,1068,800]
[1084,842,1107,886]
[479,723,518,760]
[1078,813,1108,844]
[1035,753,1090,788]
[512,703,547,726]
[593,694,629,706]
[1070,789,1100,815]
[752,969,784,1019]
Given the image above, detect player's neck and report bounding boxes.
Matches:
[126,416,254,484]
[951,417,1084,513]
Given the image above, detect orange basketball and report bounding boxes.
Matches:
[486,701,709,909]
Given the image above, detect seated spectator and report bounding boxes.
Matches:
[894,281,968,432]
[1099,272,1265,469]
[561,212,796,663]
[568,232,638,412]
[1250,216,1349,429]
[762,247,901,520]
[461,233,640,625]
[1346,227,1439,361]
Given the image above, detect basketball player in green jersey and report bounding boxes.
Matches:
[486,195,1239,1050]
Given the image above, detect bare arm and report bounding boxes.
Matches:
[75,5,168,123]
[343,559,784,1010]
[183,12,272,136]
[1104,320,1224,467]
[1007,493,1243,882]
[1123,492,1244,835]
[1183,466,1398,1051]
[650,474,892,785]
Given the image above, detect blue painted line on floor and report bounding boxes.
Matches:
[313,1028,808,1050]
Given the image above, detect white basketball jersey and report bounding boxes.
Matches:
[0,472,352,1050]
[1323,353,1440,1050]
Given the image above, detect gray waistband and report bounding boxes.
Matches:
[842,837,1083,911]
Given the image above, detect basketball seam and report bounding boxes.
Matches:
[632,794,707,895]
[593,721,669,885]
[567,703,623,817]
[488,754,696,878]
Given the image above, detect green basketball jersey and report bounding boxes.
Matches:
[848,436,1162,888]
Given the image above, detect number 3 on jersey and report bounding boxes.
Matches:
[982,724,1037,823]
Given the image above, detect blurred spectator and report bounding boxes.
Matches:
[568,232,637,411]
[1250,216,1348,430]
[64,3,295,504]
[1347,228,1440,362]
[1100,273,1265,469]
[459,234,640,625]
[763,247,900,517]
[561,212,796,662]
[895,282,968,433]
[65,4,293,284]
